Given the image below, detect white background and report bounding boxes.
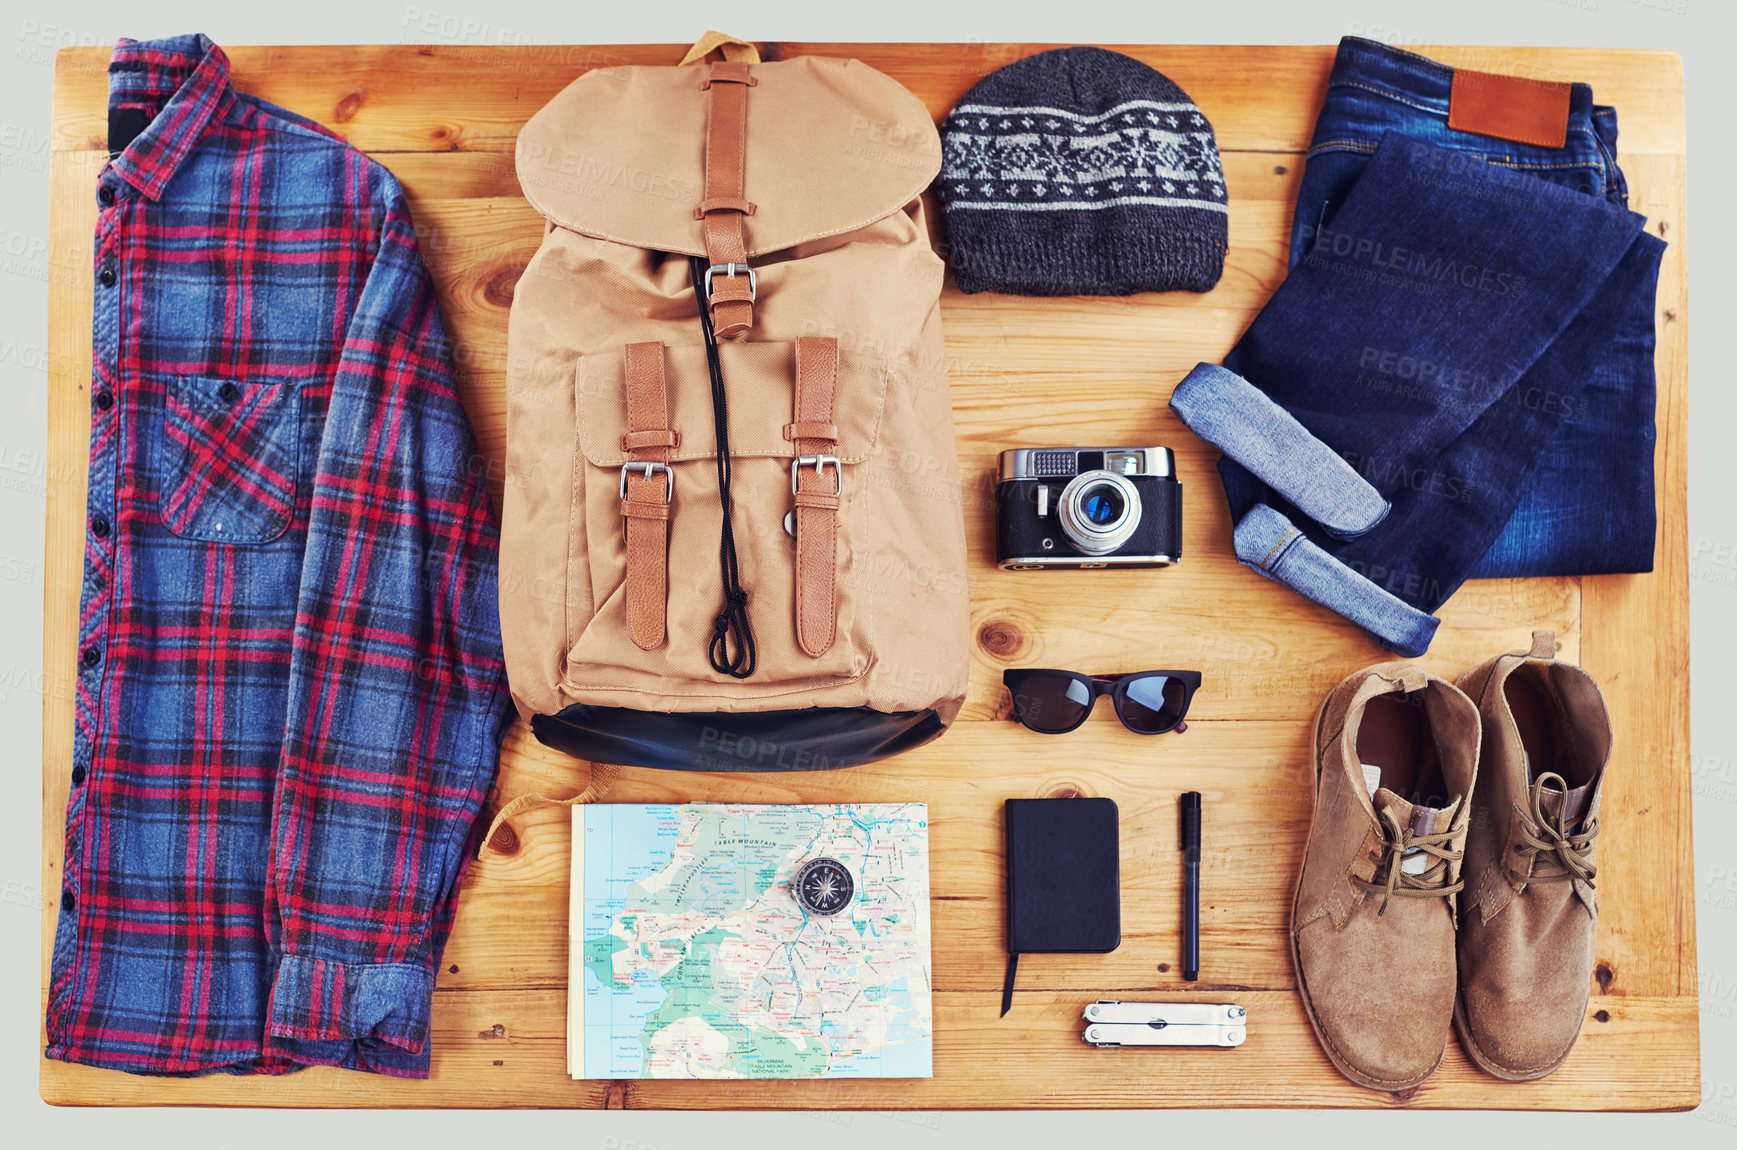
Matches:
[2,1,1731,1146]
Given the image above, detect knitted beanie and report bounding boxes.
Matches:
[938,47,1228,296]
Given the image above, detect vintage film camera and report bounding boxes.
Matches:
[996,447,1182,570]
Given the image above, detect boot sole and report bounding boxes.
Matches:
[1290,673,1445,1095]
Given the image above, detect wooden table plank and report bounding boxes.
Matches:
[50,44,1688,157]
[42,41,1693,1110]
[1580,151,1693,1000]
[40,988,1700,1110]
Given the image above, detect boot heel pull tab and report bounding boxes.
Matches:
[1529,629,1559,659]
[1395,665,1428,692]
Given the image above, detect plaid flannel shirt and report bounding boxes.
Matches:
[46,35,513,1078]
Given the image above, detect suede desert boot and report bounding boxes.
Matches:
[1292,662,1480,1093]
[1453,630,1611,1081]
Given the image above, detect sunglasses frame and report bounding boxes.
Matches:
[1001,668,1203,735]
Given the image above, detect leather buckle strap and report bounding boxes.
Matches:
[699,60,755,340]
[784,421,839,443]
[701,59,758,86]
[791,336,841,657]
[618,460,673,503]
[790,454,842,496]
[621,341,675,651]
[695,197,756,218]
[621,429,678,453]
[702,262,757,305]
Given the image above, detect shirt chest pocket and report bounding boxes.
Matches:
[158,375,302,544]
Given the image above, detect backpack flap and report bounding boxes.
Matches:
[514,56,943,259]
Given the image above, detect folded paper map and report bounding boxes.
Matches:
[569,803,933,1079]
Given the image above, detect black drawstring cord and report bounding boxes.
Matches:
[691,255,757,678]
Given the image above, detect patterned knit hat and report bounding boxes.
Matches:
[938,47,1228,296]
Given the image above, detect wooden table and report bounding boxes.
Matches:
[40,41,1694,1110]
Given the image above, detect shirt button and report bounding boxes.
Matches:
[81,646,100,668]
[98,264,117,288]
[71,765,86,785]
[218,382,240,403]
[61,890,76,912]
[98,185,115,206]
[95,390,113,411]
[90,515,110,538]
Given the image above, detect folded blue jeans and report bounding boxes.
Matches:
[1172,40,1664,656]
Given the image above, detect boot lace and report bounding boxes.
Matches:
[1507,770,1598,886]
[1351,803,1464,916]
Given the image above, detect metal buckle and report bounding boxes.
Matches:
[619,461,673,503]
[790,454,843,497]
[703,262,757,303]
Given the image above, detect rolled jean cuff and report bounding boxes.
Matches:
[1234,504,1439,657]
[1170,362,1390,538]
[266,955,434,1056]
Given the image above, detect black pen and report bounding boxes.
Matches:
[1181,792,1201,982]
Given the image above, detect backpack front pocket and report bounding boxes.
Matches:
[159,375,301,544]
[564,339,889,701]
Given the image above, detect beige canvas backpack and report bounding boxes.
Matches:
[498,34,971,771]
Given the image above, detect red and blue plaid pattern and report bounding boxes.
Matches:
[46,35,514,1078]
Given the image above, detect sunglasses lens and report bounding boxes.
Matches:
[1119,675,1187,733]
[1012,673,1093,733]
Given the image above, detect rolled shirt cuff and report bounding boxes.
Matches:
[1234,503,1439,658]
[265,954,436,1077]
[1170,362,1389,538]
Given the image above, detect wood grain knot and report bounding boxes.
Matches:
[1273,164,1288,175]
[481,263,519,309]
[976,617,1030,661]
[486,818,520,856]
[1595,962,1615,993]
[1045,785,1084,800]
[479,1023,507,1039]
[1157,962,1170,973]
[333,88,365,123]
[1387,1086,1422,1104]
[1594,1009,1611,1023]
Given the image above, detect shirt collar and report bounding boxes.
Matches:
[106,34,236,201]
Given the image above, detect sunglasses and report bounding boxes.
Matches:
[1002,668,1202,735]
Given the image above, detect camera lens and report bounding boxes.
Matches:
[1057,470,1141,555]
[1082,486,1124,525]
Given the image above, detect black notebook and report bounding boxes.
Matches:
[1002,797,1120,1015]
